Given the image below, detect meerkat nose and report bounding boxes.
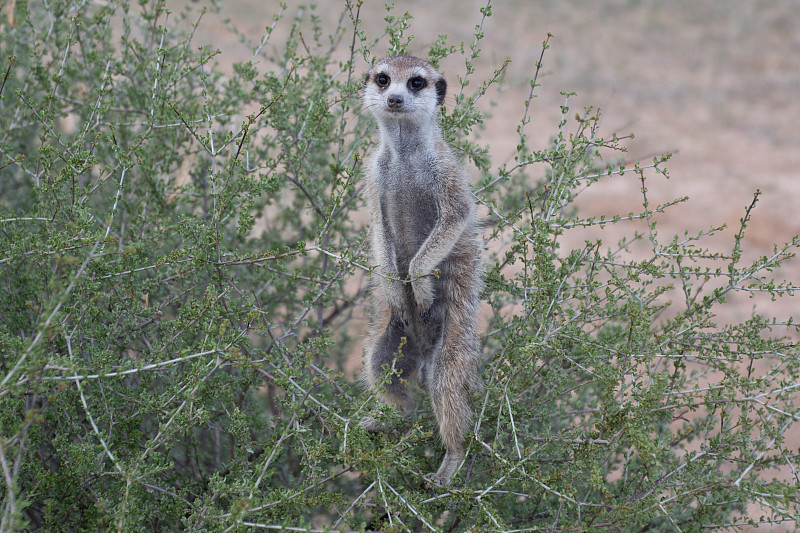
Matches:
[387,94,404,109]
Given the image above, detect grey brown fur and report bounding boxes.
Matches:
[360,56,482,486]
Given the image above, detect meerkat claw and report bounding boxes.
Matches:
[421,307,432,324]
[423,472,447,487]
[390,311,407,330]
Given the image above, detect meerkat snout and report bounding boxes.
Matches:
[387,94,404,109]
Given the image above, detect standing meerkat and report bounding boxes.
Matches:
[360,55,483,486]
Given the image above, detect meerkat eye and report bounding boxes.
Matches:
[375,73,390,88]
[408,76,427,91]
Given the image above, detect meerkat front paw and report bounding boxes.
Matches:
[411,277,434,317]
[383,281,408,326]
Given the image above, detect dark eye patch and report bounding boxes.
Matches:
[408,76,427,91]
[375,73,390,88]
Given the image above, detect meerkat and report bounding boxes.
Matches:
[360,55,483,486]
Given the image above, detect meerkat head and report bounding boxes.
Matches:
[363,56,447,123]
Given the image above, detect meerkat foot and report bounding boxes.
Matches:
[424,449,463,487]
[360,416,387,433]
[423,472,447,487]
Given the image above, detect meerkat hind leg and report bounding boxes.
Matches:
[424,309,479,487]
[361,322,422,432]
[424,387,469,487]
[424,379,471,486]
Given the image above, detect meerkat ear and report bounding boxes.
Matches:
[435,77,447,106]
[364,72,371,86]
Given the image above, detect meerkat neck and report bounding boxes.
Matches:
[377,119,441,158]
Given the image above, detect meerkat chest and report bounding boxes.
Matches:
[376,154,440,255]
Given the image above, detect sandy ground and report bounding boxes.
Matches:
[188,1,800,528]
